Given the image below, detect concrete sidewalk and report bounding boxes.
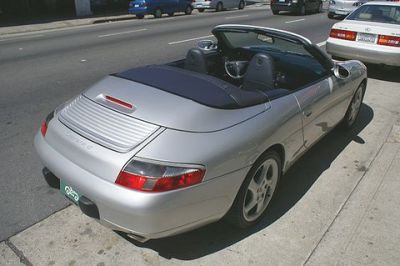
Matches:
[0,1,268,37]
[1,75,400,266]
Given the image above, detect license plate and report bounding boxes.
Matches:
[134,4,139,7]
[357,33,376,43]
[60,180,80,205]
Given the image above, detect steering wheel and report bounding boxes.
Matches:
[224,58,249,79]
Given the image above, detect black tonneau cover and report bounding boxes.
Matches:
[114,65,268,109]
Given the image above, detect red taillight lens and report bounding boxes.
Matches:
[40,111,54,137]
[377,35,400,47]
[330,29,356,41]
[115,160,205,192]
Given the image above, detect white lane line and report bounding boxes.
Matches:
[317,41,327,47]
[0,34,44,42]
[168,35,214,45]
[285,18,305,24]
[98,28,147,38]
[225,15,249,19]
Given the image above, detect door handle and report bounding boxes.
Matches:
[303,110,312,117]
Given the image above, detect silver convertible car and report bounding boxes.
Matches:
[35,25,367,242]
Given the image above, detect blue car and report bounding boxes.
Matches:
[128,0,193,19]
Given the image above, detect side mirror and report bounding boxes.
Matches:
[332,63,350,79]
[197,40,217,51]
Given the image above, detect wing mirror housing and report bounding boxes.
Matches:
[332,62,350,79]
[197,40,217,51]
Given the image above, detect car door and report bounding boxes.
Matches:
[294,78,335,149]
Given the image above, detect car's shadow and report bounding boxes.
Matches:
[366,64,400,83]
[120,104,374,260]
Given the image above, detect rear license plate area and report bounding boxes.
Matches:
[357,33,376,44]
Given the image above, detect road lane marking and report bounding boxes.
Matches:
[225,15,249,19]
[98,28,147,38]
[317,41,327,47]
[285,18,305,24]
[168,35,214,45]
[0,34,44,42]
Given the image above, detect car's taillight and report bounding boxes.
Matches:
[330,29,357,41]
[116,160,205,192]
[40,111,54,137]
[377,35,400,47]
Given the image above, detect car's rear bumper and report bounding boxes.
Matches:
[271,3,301,12]
[328,6,353,16]
[326,38,400,67]
[34,131,248,240]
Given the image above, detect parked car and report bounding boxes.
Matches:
[327,0,368,19]
[327,2,400,67]
[192,0,245,12]
[128,0,193,18]
[35,24,367,242]
[271,0,323,15]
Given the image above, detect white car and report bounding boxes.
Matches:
[192,0,245,12]
[326,1,400,67]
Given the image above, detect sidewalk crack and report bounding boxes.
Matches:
[5,239,33,266]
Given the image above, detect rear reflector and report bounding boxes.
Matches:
[378,35,400,47]
[40,111,54,137]
[105,95,133,109]
[330,29,357,41]
[116,160,205,192]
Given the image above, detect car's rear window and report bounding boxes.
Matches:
[347,5,400,25]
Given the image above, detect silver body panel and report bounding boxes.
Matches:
[328,0,366,16]
[34,25,367,240]
[192,0,241,10]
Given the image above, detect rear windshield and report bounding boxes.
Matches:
[347,5,400,25]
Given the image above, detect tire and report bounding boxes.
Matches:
[299,4,306,15]
[328,12,334,19]
[167,12,174,16]
[272,9,279,15]
[226,150,282,228]
[198,8,205,12]
[341,82,365,129]
[216,2,223,12]
[317,2,322,13]
[154,8,162,18]
[136,14,144,19]
[185,5,193,15]
[238,0,245,10]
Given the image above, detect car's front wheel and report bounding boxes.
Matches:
[226,150,281,228]
[136,14,144,19]
[216,2,223,12]
[342,82,365,129]
[198,8,205,12]
[272,9,279,15]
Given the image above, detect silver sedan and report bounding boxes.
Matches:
[34,25,367,242]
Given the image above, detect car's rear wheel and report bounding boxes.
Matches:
[185,5,193,15]
[154,8,162,18]
[299,4,306,15]
[226,150,281,228]
[216,2,223,12]
[167,12,174,16]
[136,14,144,19]
[272,9,279,15]
[317,2,322,13]
[342,83,365,129]
[238,0,245,9]
[328,12,334,19]
[198,8,205,12]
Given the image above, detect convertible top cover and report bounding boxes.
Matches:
[114,65,268,109]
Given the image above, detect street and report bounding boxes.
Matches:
[1,3,400,265]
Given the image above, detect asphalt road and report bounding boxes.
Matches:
[0,6,337,241]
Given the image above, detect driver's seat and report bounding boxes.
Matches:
[242,53,275,91]
[184,48,208,74]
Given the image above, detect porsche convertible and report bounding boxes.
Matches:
[34,24,367,242]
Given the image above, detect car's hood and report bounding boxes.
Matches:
[83,76,269,133]
[334,20,400,36]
